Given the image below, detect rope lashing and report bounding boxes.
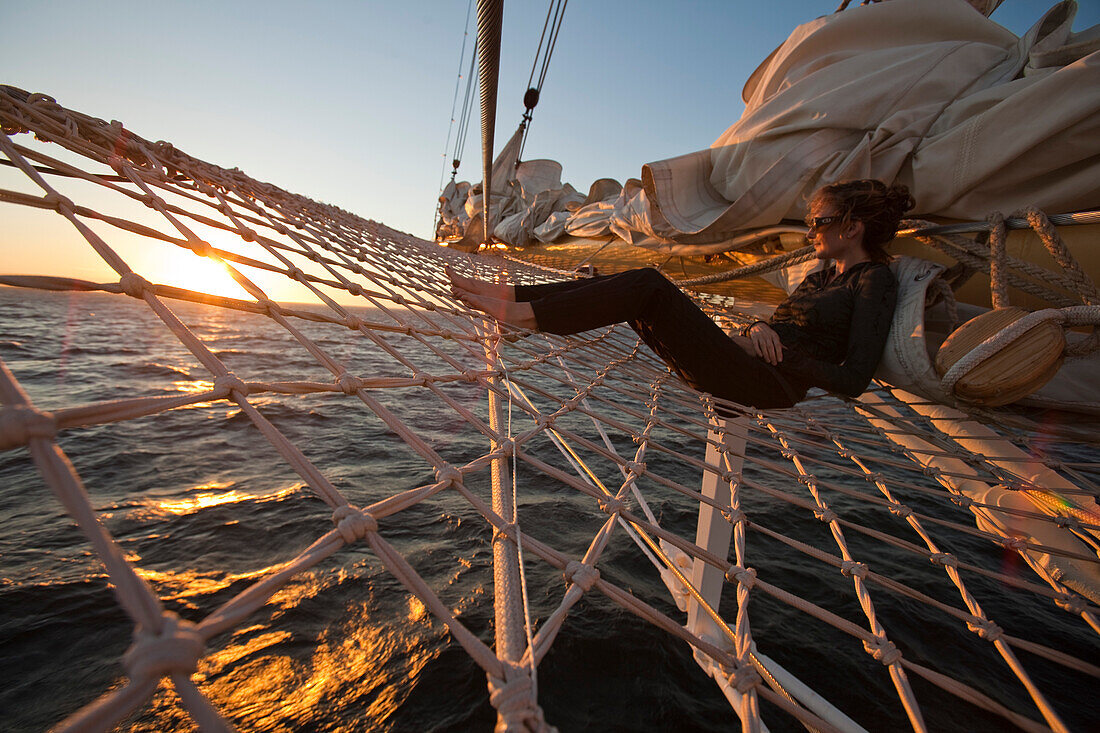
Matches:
[435,465,464,487]
[863,636,902,666]
[929,552,958,568]
[42,191,75,216]
[332,504,378,543]
[213,372,249,399]
[122,612,205,681]
[118,272,153,299]
[888,503,913,518]
[562,560,599,591]
[0,404,58,449]
[725,665,763,693]
[1055,595,1086,614]
[966,617,1004,641]
[725,565,757,589]
[598,497,626,515]
[841,561,869,578]
[335,372,364,395]
[722,508,747,525]
[487,665,549,733]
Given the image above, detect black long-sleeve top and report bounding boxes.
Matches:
[765,261,898,398]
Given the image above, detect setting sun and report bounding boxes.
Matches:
[151,245,252,300]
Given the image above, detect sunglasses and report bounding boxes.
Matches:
[805,215,841,229]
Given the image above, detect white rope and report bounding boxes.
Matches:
[939,305,1100,394]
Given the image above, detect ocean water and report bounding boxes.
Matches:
[1,286,1097,732]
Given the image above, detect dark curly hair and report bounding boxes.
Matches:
[812,180,915,264]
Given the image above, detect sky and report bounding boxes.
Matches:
[2,0,1097,301]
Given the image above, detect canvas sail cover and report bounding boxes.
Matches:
[642,0,1100,244]
[439,0,1099,250]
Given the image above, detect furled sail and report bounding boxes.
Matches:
[438,0,1100,252]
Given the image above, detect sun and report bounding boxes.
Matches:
[151,245,251,300]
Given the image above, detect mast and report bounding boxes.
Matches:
[475,0,504,247]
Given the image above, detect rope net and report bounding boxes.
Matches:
[2,86,1098,732]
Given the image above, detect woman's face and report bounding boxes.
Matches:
[806,197,861,261]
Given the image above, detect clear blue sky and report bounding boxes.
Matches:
[1,1,1096,293]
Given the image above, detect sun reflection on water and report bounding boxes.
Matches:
[136,598,443,730]
[152,483,299,517]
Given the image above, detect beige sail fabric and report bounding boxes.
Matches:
[640,0,1100,244]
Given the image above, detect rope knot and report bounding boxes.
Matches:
[335,372,363,395]
[347,283,365,297]
[287,267,305,282]
[122,612,205,681]
[797,474,817,489]
[487,667,546,730]
[922,465,942,478]
[434,465,462,486]
[214,373,248,398]
[929,552,958,568]
[888,503,913,518]
[1001,536,1028,551]
[240,228,258,243]
[598,497,625,515]
[949,494,973,508]
[119,272,152,299]
[864,472,886,485]
[1055,594,1086,614]
[722,508,746,525]
[813,508,837,523]
[727,666,762,693]
[42,191,75,216]
[344,315,362,330]
[841,560,869,578]
[624,460,646,477]
[492,522,516,544]
[1054,515,1080,530]
[332,504,377,543]
[189,240,213,257]
[966,617,1003,641]
[725,565,757,589]
[862,636,901,666]
[106,154,127,174]
[563,560,600,591]
[0,405,58,449]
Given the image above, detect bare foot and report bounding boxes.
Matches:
[455,289,537,330]
[446,265,515,301]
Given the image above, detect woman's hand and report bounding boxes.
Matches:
[746,322,784,365]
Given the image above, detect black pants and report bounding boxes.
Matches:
[515,268,804,410]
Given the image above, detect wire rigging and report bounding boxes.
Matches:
[435,0,478,234]
[453,40,479,177]
[518,0,568,162]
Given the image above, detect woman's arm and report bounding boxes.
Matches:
[781,266,898,397]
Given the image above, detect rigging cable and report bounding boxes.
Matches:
[434,0,478,235]
[518,0,568,162]
[452,41,479,183]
